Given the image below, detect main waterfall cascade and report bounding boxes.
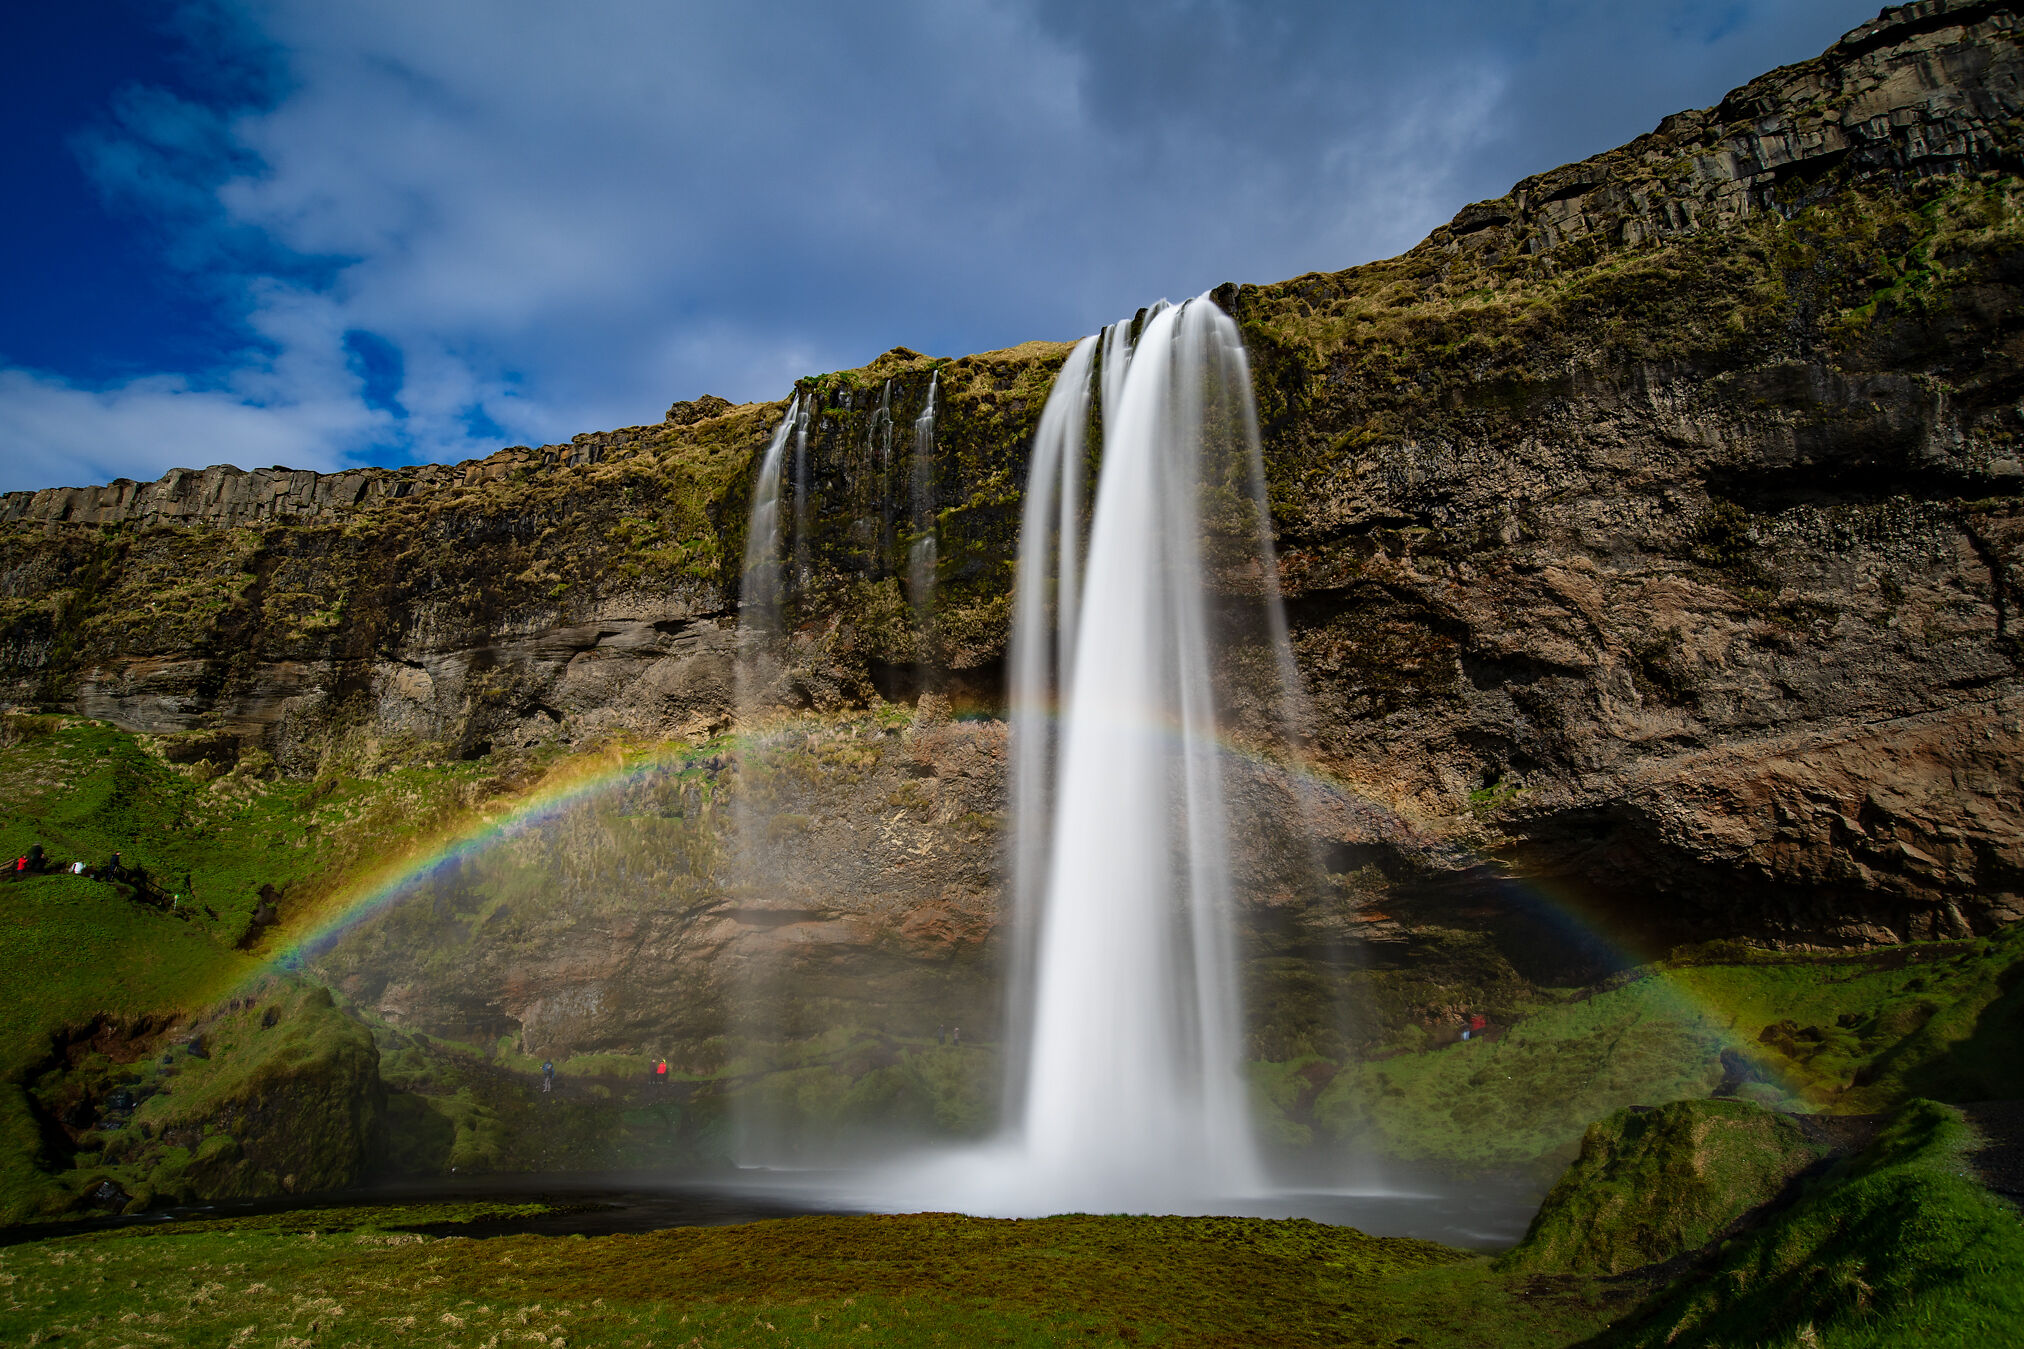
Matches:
[731,296,1316,1214]
[922,294,1297,1213]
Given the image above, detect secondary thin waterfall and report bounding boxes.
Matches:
[791,397,813,590]
[741,394,802,639]
[868,379,895,569]
[907,371,940,634]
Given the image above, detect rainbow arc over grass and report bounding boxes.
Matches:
[251,718,1817,1104]
[264,744,688,967]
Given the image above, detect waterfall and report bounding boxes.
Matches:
[1003,335,1097,1114]
[867,379,895,568]
[907,371,940,635]
[791,397,813,589]
[729,393,806,1163]
[1016,295,1265,1206]
[729,302,1307,1212]
[741,394,801,638]
[870,294,1289,1215]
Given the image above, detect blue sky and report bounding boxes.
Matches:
[1,0,1880,493]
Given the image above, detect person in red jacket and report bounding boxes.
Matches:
[655,1057,669,1086]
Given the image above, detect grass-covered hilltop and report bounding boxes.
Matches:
[2,2,2022,1344]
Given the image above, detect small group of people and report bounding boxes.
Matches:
[12,846,111,882]
[1458,1011,1490,1042]
[936,1026,961,1046]
[535,1055,675,1095]
[9,845,181,895]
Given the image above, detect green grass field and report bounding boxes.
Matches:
[2,1097,2015,1348]
[0,1207,1535,1349]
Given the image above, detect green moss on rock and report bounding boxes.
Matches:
[1605,1101,2024,1348]
[1501,1099,1829,1276]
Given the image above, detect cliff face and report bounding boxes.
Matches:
[4,0,2022,975]
[1227,0,2024,948]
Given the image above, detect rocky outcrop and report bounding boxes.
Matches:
[17,984,383,1221]
[1428,0,2024,264]
[1500,1099,1836,1276]
[4,2,2023,959]
[0,426,679,531]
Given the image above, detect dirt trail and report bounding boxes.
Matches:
[1962,1100,2024,1206]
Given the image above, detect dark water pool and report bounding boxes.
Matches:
[1,1168,1541,1252]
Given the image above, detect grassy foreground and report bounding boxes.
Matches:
[3,1094,2018,1349]
[0,1208,1582,1349]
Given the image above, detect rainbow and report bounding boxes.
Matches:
[262,740,704,968]
[249,711,1814,1102]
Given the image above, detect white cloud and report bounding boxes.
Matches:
[3,0,1879,494]
[0,366,381,491]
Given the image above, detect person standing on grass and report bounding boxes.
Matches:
[655,1057,669,1087]
[542,1060,555,1093]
